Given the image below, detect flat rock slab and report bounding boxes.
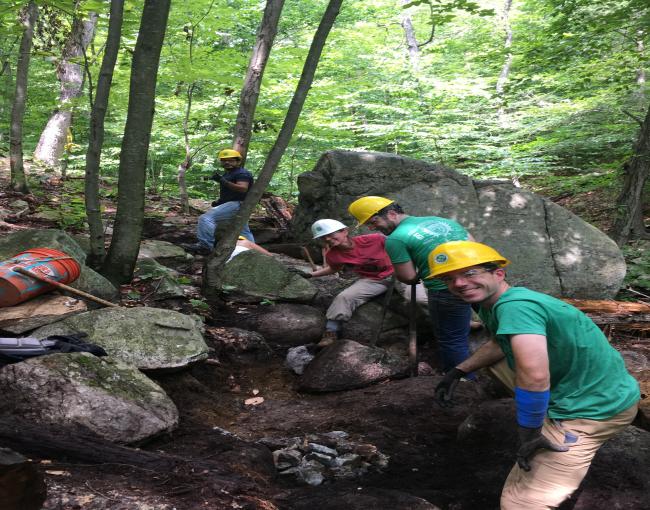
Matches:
[299,339,409,392]
[31,307,209,371]
[0,353,179,444]
[138,239,192,267]
[0,295,86,334]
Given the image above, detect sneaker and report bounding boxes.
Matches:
[182,242,211,256]
[317,330,338,348]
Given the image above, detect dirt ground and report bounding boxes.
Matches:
[1,160,649,510]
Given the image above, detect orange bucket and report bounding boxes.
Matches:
[0,248,81,307]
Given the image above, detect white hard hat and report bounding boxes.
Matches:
[311,219,347,239]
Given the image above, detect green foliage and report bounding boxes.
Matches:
[621,241,650,292]
[189,298,210,312]
[0,0,647,207]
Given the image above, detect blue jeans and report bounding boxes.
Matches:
[427,288,472,372]
[197,201,254,248]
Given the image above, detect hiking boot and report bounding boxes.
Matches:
[182,242,211,256]
[317,330,338,348]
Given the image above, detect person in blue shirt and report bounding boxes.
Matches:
[185,149,255,256]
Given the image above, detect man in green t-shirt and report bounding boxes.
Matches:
[348,196,473,372]
[429,240,640,510]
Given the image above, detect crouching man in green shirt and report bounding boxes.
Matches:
[430,240,640,510]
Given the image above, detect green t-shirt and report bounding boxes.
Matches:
[385,216,469,290]
[479,287,640,421]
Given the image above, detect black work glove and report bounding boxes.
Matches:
[516,426,569,471]
[287,267,312,278]
[210,172,226,183]
[434,367,466,407]
[211,200,219,207]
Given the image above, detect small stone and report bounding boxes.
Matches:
[332,453,361,468]
[354,443,378,460]
[278,467,299,475]
[305,452,336,467]
[273,448,302,467]
[297,460,326,486]
[308,443,337,457]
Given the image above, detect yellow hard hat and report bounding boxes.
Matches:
[426,241,510,279]
[348,196,395,226]
[218,149,242,160]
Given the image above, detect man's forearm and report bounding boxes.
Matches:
[456,338,504,373]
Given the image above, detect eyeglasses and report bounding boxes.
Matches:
[366,215,382,227]
[437,268,495,284]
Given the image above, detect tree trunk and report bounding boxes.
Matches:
[232,0,285,164]
[496,0,513,121]
[9,0,38,194]
[101,0,171,285]
[400,0,419,72]
[33,9,98,169]
[202,0,344,303]
[84,0,124,270]
[611,103,650,245]
[178,83,195,215]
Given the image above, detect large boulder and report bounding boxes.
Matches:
[248,303,325,346]
[291,151,625,299]
[0,229,119,304]
[299,339,409,392]
[31,307,209,371]
[0,353,179,444]
[213,250,318,303]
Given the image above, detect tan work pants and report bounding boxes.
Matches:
[488,360,639,510]
[326,278,426,322]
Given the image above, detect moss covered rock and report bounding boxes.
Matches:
[0,353,178,444]
[214,250,317,303]
[32,307,208,371]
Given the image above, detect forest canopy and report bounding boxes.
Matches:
[0,0,648,200]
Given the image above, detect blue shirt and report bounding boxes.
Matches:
[216,167,253,205]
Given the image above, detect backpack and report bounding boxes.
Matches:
[0,333,107,366]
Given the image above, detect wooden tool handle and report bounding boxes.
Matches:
[301,247,317,271]
[12,267,119,308]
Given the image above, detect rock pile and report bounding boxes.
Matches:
[258,431,389,486]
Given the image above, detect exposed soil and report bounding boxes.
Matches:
[1,160,648,510]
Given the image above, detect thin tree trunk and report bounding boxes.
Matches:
[611,104,650,245]
[85,0,124,270]
[202,0,344,303]
[496,0,513,121]
[178,82,196,214]
[400,0,419,72]
[101,0,171,285]
[9,0,38,194]
[232,0,285,164]
[33,9,98,169]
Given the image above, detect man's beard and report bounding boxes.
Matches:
[376,223,395,235]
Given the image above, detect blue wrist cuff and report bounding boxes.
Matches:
[515,387,550,428]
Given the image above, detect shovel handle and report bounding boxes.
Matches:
[301,247,317,271]
[12,267,119,308]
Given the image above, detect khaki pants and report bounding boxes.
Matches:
[326,278,427,322]
[488,360,639,509]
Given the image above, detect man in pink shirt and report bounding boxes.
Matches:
[307,219,403,347]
